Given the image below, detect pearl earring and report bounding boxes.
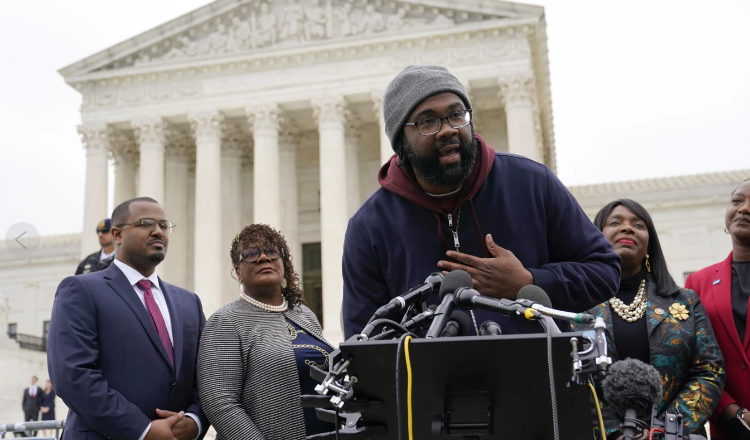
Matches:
[281,278,288,289]
[239,282,245,294]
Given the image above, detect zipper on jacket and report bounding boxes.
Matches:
[447,208,461,251]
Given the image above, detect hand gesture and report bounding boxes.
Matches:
[144,411,183,440]
[438,234,533,299]
[156,409,199,440]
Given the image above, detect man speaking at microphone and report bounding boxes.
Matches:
[342,65,620,338]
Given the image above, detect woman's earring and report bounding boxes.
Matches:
[645,254,651,274]
[724,226,730,234]
[281,278,288,289]
[239,281,245,294]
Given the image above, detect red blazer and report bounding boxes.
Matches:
[686,251,750,439]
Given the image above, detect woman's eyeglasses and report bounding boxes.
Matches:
[239,246,284,263]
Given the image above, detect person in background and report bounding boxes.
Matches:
[198,224,334,440]
[686,178,750,440]
[573,199,724,438]
[39,380,56,438]
[75,218,115,275]
[21,376,41,437]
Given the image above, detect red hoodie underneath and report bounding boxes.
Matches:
[378,134,496,256]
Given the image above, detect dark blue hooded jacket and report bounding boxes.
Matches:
[342,135,620,338]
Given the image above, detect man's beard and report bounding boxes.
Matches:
[404,131,478,188]
[148,252,166,263]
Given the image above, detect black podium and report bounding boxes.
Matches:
[322,333,595,440]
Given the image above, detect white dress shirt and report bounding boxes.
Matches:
[111,259,201,440]
[28,385,38,397]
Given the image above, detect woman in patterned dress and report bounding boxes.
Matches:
[572,198,725,438]
[197,224,334,440]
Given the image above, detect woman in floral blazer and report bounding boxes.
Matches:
[572,199,725,438]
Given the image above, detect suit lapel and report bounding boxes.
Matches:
[103,264,173,370]
[646,282,669,337]
[160,279,183,374]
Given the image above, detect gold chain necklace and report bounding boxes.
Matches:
[609,279,647,322]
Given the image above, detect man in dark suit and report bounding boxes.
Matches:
[48,197,209,440]
[21,375,42,437]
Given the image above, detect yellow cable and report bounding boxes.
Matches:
[588,382,606,440]
[404,335,414,440]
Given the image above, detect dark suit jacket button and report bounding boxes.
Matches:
[742,362,748,369]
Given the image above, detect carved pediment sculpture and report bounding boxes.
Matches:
[107,0,493,70]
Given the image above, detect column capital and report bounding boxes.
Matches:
[370,91,383,115]
[110,130,138,166]
[132,116,168,147]
[188,111,225,142]
[344,111,361,142]
[246,103,282,133]
[311,96,347,127]
[279,123,300,152]
[221,124,248,157]
[165,127,195,163]
[498,74,537,108]
[78,122,112,154]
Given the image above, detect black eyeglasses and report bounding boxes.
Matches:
[239,246,284,263]
[116,219,176,234]
[404,109,472,136]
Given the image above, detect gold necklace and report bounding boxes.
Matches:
[239,292,288,312]
[609,279,647,322]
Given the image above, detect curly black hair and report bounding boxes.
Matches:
[230,223,305,308]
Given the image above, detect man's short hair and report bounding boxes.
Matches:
[112,197,160,227]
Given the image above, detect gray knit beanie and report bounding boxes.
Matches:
[383,65,472,152]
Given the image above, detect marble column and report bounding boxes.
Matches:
[161,129,193,289]
[344,112,361,217]
[247,104,282,229]
[279,125,301,271]
[110,131,137,206]
[371,92,393,165]
[221,125,244,306]
[240,148,254,226]
[498,75,543,163]
[186,163,196,292]
[132,117,167,203]
[188,111,225,315]
[78,123,111,259]
[311,96,348,341]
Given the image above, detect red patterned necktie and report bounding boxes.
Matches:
[136,279,174,368]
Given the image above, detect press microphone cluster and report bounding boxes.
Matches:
[371,272,444,320]
[425,270,472,338]
[602,358,664,440]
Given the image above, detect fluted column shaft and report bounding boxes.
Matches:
[499,75,542,163]
[133,117,167,202]
[78,123,110,258]
[312,96,348,341]
[111,132,138,206]
[241,152,254,225]
[247,104,282,229]
[188,111,225,315]
[221,127,244,306]
[344,113,361,217]
[162,131,193,289]
[279,127,301,271]
[372,93,393,165]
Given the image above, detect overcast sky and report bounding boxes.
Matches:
[1,0,748,238]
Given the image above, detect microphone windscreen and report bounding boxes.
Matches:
[448,311,475,336]
[438,270,473,300]
[518,285,552,308]
[479,320,502,336]
[601,359,662,419]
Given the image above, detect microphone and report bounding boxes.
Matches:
[454,287,542,321]
[478,320,502,336]
[515,285,596,324]
[425,270,472,339]
[370,272,445,320]
[601,359,662,440]
[439,311,475,337]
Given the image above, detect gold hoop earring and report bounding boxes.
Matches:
[724,226,730,234]
[645,254,651,274]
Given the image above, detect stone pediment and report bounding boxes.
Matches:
[59,0,543,78]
